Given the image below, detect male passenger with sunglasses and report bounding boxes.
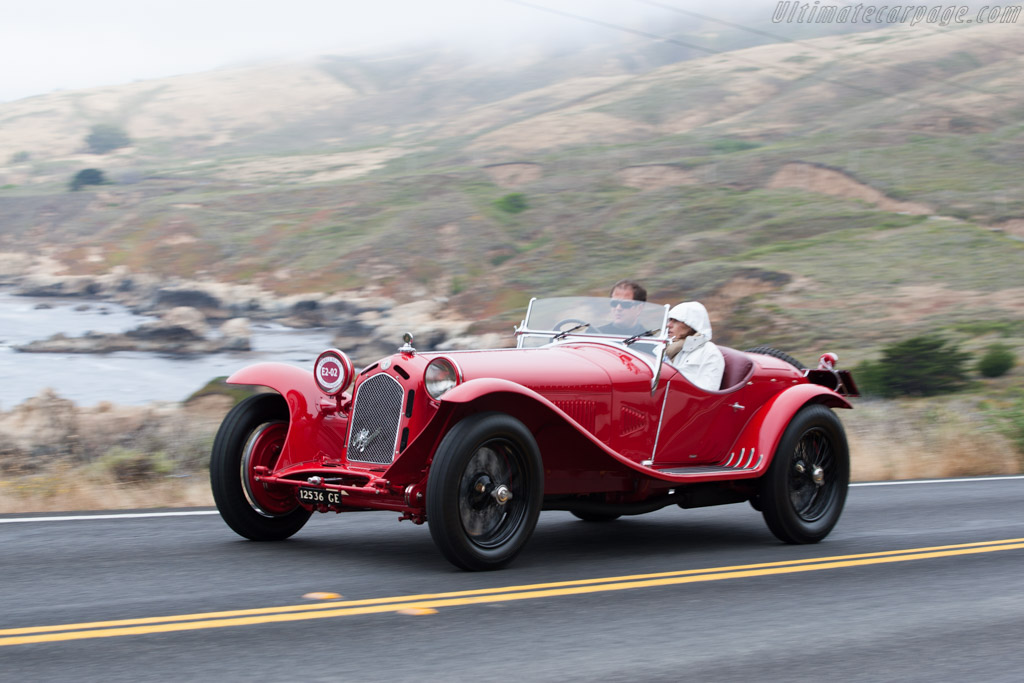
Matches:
[595,279,649,336]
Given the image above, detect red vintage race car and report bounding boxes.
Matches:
[210,296,858,570]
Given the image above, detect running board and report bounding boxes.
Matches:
[653,448,764,476]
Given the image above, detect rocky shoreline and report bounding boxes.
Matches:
[14,306,253,354]
[1,253,507,365]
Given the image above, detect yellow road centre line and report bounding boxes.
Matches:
[3,538,1023,646]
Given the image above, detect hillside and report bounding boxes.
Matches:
[1,19,1022,505]
[0,21,1022,362]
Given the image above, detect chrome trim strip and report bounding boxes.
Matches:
[740,449,754,469]
[649,376,671,465]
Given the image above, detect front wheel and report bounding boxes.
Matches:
[759,404,849,544]
[427,413,543,570]
[210,393,311,541]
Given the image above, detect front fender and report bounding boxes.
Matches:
[227,362,348,470]
[732,383,852,473]
[227,362,319,399]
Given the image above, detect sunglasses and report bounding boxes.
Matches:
[609,300,640,309]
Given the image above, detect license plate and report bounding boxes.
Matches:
[299,487,342,505]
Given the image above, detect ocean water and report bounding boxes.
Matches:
[0,291,335,408]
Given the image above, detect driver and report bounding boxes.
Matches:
[665,301,725,391]
[595,279,649,336]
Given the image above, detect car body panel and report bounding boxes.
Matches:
[214,297,857,568]
[221,297,854,524]
[226,362,349,474]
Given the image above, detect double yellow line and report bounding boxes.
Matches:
[4,538,1022,647]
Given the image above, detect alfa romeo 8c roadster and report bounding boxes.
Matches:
[211,296,858,570]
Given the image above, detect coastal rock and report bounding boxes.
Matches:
[153,306,209,338]
[330,318,376,349]
[367,299,472,347]
[153,288,223,314]
[14,307,250,355]
[282,299,324,328]
[16,274,104,298]
[437,332,508,351]
[219,318,252,351]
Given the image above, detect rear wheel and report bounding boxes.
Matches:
[210,394,311,541]
[571,511,621,523]
[427,412,543,570]
[759,404,848,544]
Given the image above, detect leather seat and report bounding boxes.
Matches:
[717,346,754,392]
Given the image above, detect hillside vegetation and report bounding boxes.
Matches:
[0,20,1022,486]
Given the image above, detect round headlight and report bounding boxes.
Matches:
[425,357,460,400]
[315,349,354,396]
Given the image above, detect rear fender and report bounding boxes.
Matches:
[227,363,348,471]
[730,384,852,473]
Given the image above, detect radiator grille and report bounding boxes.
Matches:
[346,373,403,464]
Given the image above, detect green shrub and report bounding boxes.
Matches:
[494,193,528,214]
[977,343,1016,378]
[185,376,261,406]
[70,168,107,191]
[711,139,760,153]
[91,447,174,483]
[855,336,971,397]
[1003,398,1024,460]
[85,123,131,154]
[983,394,1024,463]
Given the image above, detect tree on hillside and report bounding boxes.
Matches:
[85,124,131,154]
[977,343,1016,378]
[855,336,972,397]
[70,168,107,191]
[494,193,528,214]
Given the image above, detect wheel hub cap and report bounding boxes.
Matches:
[491,484,513,504]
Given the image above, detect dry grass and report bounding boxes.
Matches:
[845,399,1020,481]
[0,393,228,514]
[1,397,1018,515]
[0,468,212,514]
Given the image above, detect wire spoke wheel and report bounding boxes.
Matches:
[458,443,528,548]
[788,427,839,522]
[428,413,543,570]
[241,421,296,517]
[760,404,849,544]
[210,394,311,541]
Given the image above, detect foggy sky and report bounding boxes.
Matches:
[0,0,693,102]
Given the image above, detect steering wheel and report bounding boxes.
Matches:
[553,318,589,332]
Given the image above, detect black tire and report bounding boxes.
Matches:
[571,511,621,523]
[759,404,849,544]
[745,346,807,371]
[210,393,311,541]
[427,412,543,571]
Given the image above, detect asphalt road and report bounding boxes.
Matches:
[2,476,1023,683]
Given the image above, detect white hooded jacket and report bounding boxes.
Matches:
[665,302,725,392]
